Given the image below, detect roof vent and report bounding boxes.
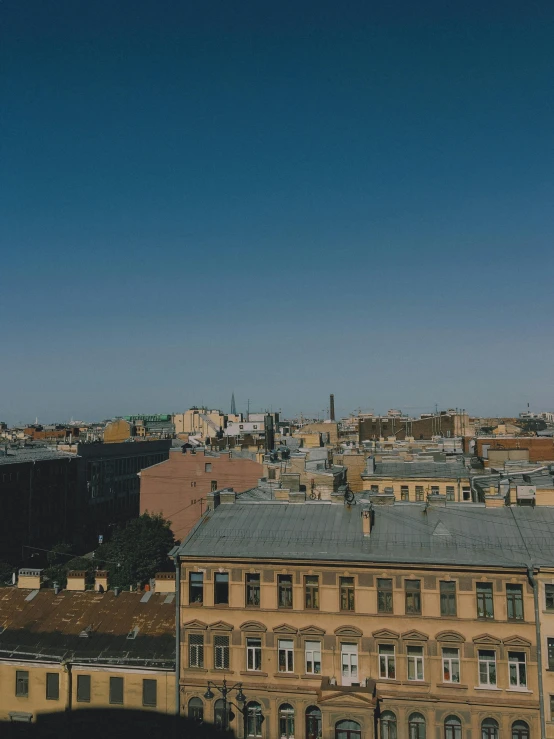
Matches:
[79,625,92,638]
[127,627,139,640]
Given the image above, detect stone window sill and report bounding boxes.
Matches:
[377,678,401,685]
[300,674,322,680]
[184,667,208,673]
[401,681,430,687]
[273,673,299,679]
[475,686,501,691]
[240,671,268,677]
[437,683,468,689]
[506,687,532,693]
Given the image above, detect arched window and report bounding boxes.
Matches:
[445,715,462,739]
[188,697,203,723]
[482,718,499,739]
[409,713,426,739]
[279,703,295,739]
[381,711,397,739]
[512,721,530,739]
[214,698,228,731]
[306,706,322,739]
[247,701,263,738]
[336,719,362,739]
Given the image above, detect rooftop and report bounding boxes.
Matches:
[363,457,470,479]
[176,498,554,569]
[0,446,77,466]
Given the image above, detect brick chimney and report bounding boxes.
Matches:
[17,568,42,590]
[66,571,87,591]
[155,572,176,593]
[94,570,108,592]
[361,506,372,537]
[220,488,236,504]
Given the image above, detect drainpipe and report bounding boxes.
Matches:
[528,567,546,739]
[174,553,181,717]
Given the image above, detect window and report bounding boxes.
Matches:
[211,480,218,492]
[476,582,494,619]
[205,463,212,472]
[336,719,362,738]
[407,645,424,681]
[446,486,455,501]
[431,486,439,496]
[442,647,460,683]
[381,711,397,739]
[189,572,204,604]
[268,467,276,480]
[306,706,322,739]
[551,694,554,720]
[549,638,554,671]
[444,716,462,739]
[415,486,424,501]
[401,486,409,501]
[377,578,393,613]
[408,713,426,739]
[463,486,471,501]
[278,575,293,608]
[142,679,157,707]
[246,573,260,607]
[507,584,524,621]
[341,643,358,685]
[189,633,204,667]
[405,580,421,614]
[305,575,319,609]
[546,584,554,610]
[508,651,527,688]
[371,485,379,493]
[214,635,230,669]
[76,674,91,702]
[188,697,204,723]
[109,676,124,704]
[478,650,497,687]
[305,640,321,675]
[247,638,262,671]
[279,639,294,672]
[247,701,263,737]
[340,577,355,611]
[46,673,59,700]
[279,703,295,739]
[481,718,499,739]
[379,644,396,679]
[15,670,29,697]
[214,572,229,604]
[214,698,230,730]
[512,720,530,739]
[440,581,457,616]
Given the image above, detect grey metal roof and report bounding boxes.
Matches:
[0,448,77,466]
[365,459,469,479]
[176,500,554,569]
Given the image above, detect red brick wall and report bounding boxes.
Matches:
[139,450,262,541]
[476,437,554,463]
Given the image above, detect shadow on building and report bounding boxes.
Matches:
[2,708,231,739]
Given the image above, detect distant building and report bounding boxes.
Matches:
[476,436,554,464]
[359,411,471,443]
[172,408,226,439]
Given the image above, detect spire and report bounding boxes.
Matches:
[230,392,237,416]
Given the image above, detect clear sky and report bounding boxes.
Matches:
[1,0,553,424]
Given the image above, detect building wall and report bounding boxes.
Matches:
[178,558,539,739]
[476,437,554,463]
[173,410,225,438]
[139,450,262,540]
[333,453,367,492]
[359,414,471,443]
[538,569,554,738]
[361,476,472,502]
[0,662,174,722]
[294,423,339,447]
[103,419,134,443]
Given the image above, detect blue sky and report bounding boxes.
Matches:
[1,0,553,424]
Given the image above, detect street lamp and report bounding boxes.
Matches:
[203,678,246,732]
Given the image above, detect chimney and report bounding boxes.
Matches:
[94,570,108,593]
[361,506,373,537]
[66,571,87,591]
[289,490,307,504]
[330,394,335,422]
[220,488,236,504]
[17,568,42,590]
[154,572,176,593]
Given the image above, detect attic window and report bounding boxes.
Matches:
[127,627,139,640]
[79,626,92,638]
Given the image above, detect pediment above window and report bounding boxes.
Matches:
[435,630,466,643]
[401,630,429,642]
[208,620,234,631]
[183,620,208,630]
[273,623,298,635]
[372,629,400,640]
[240,621,267,632]
[473,633,501,645]
[503,635,532,648]
[334,625,363,637]
[299,625,326,636]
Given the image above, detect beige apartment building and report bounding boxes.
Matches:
[173,407,233,439]
[174,492,549,739]
[361,457,474,502]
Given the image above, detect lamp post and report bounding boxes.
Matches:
[204,678,246,733]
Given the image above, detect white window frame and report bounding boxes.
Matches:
[214,635,230,670]
[379,644,396,679]
[508,651,527,689]
[305,640,321,675]
[189,633,204,668]
[478,649,497,687]
[278,639,294,673]
[442,647,460,683]
[407,645,424,681]
[246,638,262,672]
[340,642,359,686]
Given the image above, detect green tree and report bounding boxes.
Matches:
[0,561,15,585]
[96,513,175,589]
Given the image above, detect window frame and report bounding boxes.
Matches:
[189,571,204,605]
[340,576,355,611]
[189,633,204,668]
[506,584,524,621]
[305,575,319,610]
[546,584,554,611]
[440,581,457,616]
[377,578,393,613]
[245,573,261,607]
[278,574,293,609]
[278,638,295,673]
[15,670,29,698]
[407,645,424,681]
[76,674,91,703]
[305,640,321,675]
[214,571,229,605]
[246,637,262,672]
[442,647,460,683]
[405,579,422,615]
[378,643,396,680]
[214,634,230,670]
[508,651,527,689]
[476,582,494,619]
[478,649,497,687]
[45,672,59,701]
[109,676,124,705]
[142,678,157,708]
[279,703,295,739]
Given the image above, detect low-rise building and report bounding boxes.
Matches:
[174,492,550,739]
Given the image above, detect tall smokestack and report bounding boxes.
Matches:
[330,394,335,422]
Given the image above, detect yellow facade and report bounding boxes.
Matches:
[361,475,473,503]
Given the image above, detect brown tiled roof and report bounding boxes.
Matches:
[0,588,175,667]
